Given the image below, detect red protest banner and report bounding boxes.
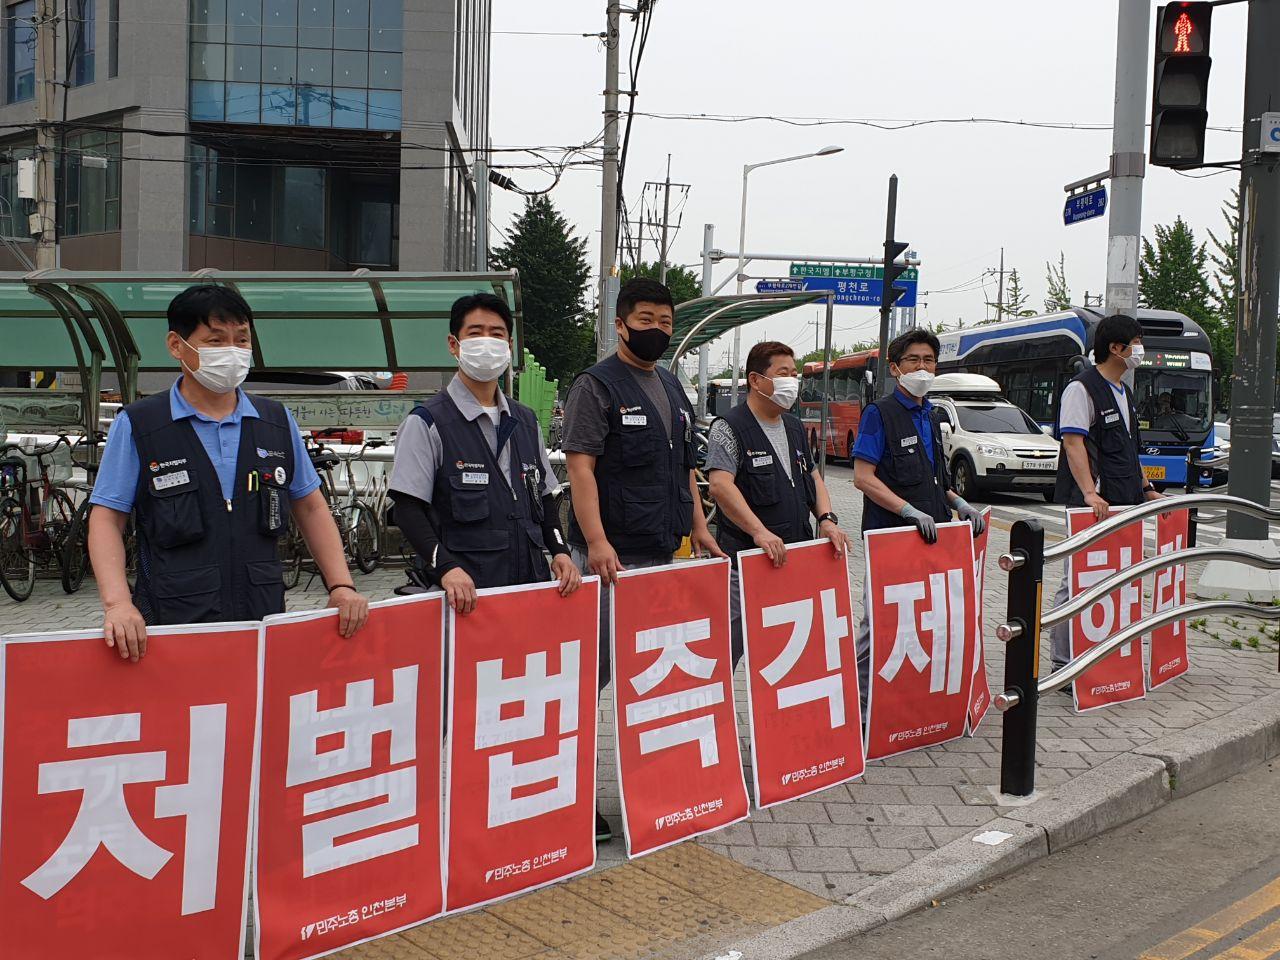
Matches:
[445,579,600,912]
[1067,508,1147,711]
[1150,510,1191,689]
[967,508,993,733]
[739,539,863,808]
[610,559,748,856]
[255,595,445,960]
[0,625,260,960]
[865,522,977,760]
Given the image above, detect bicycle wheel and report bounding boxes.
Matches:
[0,497,35,602]
[45,489,77,574]
[278,517,304,590]
[60,499,90,594]
[345,502,380,574]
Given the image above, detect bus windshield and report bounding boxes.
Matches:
[1134,369,1212,438]
[954,403,1043,435]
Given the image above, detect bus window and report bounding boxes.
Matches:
[1004,370,1030,412]
[1028,367,1058,423]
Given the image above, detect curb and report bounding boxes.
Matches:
[704,688,1280,960]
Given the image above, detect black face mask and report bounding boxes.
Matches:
[620,324,671,363]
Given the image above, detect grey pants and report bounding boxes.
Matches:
[855,584,871,714]
[569,545,672,691]
[1049,575,1072,668]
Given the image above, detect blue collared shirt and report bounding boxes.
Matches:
[89,378,321,512]
[851,388,936,467]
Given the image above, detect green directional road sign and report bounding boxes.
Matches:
[788,263,919,281]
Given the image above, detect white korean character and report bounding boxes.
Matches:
[1077,548,1141,654]
[879,570,967,694]
[1154,535,1186,634]
[476,641,581,827]
[23,705,227,916]
[760,589,850,727]
[625,619,724,768]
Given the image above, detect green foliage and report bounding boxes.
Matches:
[620,261,701,305]
[1044,253,1072,312]
[490,196,595,382]
[798,341,876,367]
[981,267,1035,323]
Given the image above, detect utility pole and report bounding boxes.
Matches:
[698,223,713,418]
[1226,0,1280,544]
[1104,0,1149,318]
[596,0,621,360]
[658,155,672,284]
[473,157,488,272]
[34,0,57,271]
[995,247,1006,321]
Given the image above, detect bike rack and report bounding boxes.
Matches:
[991,492,1280,797]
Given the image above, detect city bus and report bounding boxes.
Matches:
[936,308,1219,487]
[798,348,878,461]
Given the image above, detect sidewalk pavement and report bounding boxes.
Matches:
[4,480,1279,960]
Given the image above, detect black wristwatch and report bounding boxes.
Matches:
[816,511,839,526]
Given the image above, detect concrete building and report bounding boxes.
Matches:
[0,0,491,271]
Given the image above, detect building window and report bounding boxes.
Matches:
[188,0,401,129]
[188,145,330,250]
[7,0,36,103]
[69,0,94,87]
[59,127,122,236]
[107,0,117,77]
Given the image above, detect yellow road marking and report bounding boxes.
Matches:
[1138,877,1280,960]
[1212,917,1280,959]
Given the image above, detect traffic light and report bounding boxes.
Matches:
[882,240,909,308]
[1150,2,1212,167]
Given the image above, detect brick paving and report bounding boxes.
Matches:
[4,467,1278,913]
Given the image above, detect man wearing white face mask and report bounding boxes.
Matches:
[388,294,580,616]
[706,341,849,664]
[87,286,370,663]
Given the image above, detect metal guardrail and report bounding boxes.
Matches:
[992,491,1280,798]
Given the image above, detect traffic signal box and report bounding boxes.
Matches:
[1150,2,1213,168]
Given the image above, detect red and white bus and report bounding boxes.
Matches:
[799,348,878,462]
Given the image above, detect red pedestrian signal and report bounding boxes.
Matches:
[1150,3,1213,167]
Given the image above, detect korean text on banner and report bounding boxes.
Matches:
[967,508,993,732]
[739,539,864,807]
[865,522,977,760]
[255,595,445,960]
[445,579,600,912]
[0,625,260,960]
[1067,507,1146,711]
[611,559,748,857]
[1150,510,1191,689]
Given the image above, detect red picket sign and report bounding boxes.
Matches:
[445,579,600,912]
[1150,510,1191,689]
[611,559,748,856]
[0,625,260,960]
[967,508,994,733]
[739,539,864,807]
[865,522,977,760]
[1067,508,1147,711]
[255,595,445,960]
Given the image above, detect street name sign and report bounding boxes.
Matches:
[1064,186,1108,225]
[783,263,919,308]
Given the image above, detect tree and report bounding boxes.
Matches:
[983,267,1034,322]
[1044,253,1072,311]
[620,260,701,305]
[1207,190,1243,387]
[797,341,875,366]
[490,196,596,382]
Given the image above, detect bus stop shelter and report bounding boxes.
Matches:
[0,269,523,440]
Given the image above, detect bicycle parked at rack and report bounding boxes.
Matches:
[278,442,381,588]
[0,437,87,601]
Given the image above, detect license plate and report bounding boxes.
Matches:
[1143,465,1167,480]
[1021,460,1055,470]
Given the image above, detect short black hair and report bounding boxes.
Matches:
[887,328,940,365]
[1092,313,1143,364]
[450,293,513,337]
[616,277,675,321]
[746,340,795,377]
[167,285,253,339]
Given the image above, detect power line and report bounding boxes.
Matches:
[633,111,1244,134]
[36,15,603,38]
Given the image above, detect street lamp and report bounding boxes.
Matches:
[730,145,844,406]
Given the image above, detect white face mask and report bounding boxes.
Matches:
[181,338,251,394]
[763,375,799,409]
[898,369,935,398]
[1124,344,1145,370]
[456,336,512,382]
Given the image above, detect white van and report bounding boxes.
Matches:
[929,374,1060,502]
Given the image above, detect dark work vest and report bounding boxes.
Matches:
[566,353,695,558]
[715,402,816,556]
[412,391,550,589]
[126,389,296,626]
[862,393,951,532]
[1053,367,1145,506]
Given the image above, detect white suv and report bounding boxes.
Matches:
[930,374,1059,502]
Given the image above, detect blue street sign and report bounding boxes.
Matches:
[1064,186,1107,225]
[757,276,917,308]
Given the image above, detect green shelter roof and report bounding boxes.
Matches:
[664,290,832,364]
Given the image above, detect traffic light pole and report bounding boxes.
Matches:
[1104,0,1150,319]
[874,174,903,397]
[1226,0,1280,543]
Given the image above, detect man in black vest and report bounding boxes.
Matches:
[388,293,580,614]
[87,286,369,662]
[705,340,849,663]
[562,277,723,842]
[1049,313,1163,669]
[851,329,986,704]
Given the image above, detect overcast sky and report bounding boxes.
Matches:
[488,0,1249,370]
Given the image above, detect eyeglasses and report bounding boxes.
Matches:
[896,354,937,370]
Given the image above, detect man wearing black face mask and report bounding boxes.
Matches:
[562,276,724,843]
